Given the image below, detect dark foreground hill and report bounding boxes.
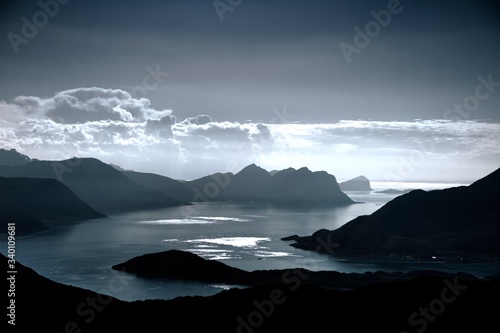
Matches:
[5,253,500,332]
[0,177,103,235]
[0,157,185,214]
[288,167,500,260]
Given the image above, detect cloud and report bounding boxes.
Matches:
[145,115,176,139]
[0,101,30,122]
[11,87,172,124]
[1,87,499,181]
[179,114,212,125]
[0,88,279,178]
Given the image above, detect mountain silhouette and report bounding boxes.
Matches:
[0,177,103,235]
[0,151,352,210]
[0,157,185,214]
[339,175,373,191]
[112,249,479,289]
[6,253,499,332]
[182,164,354,206]
[223,163,272,199]
[261,167,353,206]
[122,170,194,202]
[0,148,31,166]
[289,167,500,259]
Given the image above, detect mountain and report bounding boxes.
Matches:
[112,250,249,284]
[289,167,500,260]
[0,148,31,166]
[122,170,194,202]
[0,157,185,214]
[180,164,272,202]
[112,249,479,289]
[0,153,351,208]
[6,253,500,332]
[183,171,234,200]
[219,164,272,201]
[268,169,280,176]
[0,177,103,235]
[339,175,373,191]
[109,163,126,171]
[262,167,353,206]
[183,164,354,207]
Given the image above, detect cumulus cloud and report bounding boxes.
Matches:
[11,87,172,123]
[179,114,212,125]
[0,101,30,122]
[145,115,176,139]
[0,88,280,178]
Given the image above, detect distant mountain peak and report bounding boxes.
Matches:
[339,175,373,191]
[236,164,269,176]
[0,148,31,166]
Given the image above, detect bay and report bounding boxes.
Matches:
[9,189,500,301]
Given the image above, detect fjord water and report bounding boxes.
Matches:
[12,187,500,301]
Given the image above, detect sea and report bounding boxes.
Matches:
[4,182,500,301]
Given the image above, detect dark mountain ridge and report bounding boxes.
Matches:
[0,150,353,208]
[0,177,103,235]
[289,167,500,259]
[0,148,31,166]
[5,253,500,332]
[0,157,185,214]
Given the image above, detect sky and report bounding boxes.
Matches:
[0,0,499,183]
